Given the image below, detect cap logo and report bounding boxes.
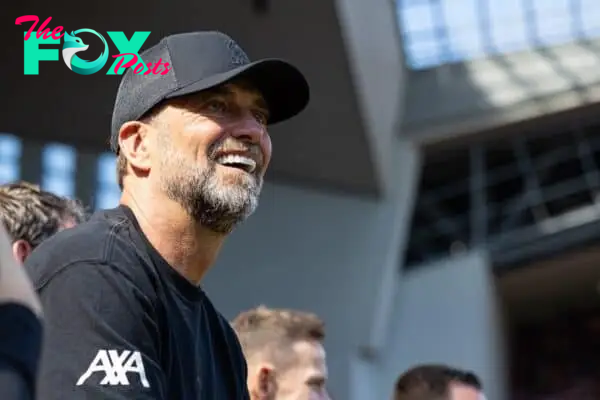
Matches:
[227,39,250,68]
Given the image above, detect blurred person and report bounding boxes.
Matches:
[0,181,86,263]
[24,31,309,399]
[232,306,329,400]
[394,364,485,400]
[0,220,43,399]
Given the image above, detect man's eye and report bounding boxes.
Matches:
[252,110,268,125]
[204,99,228,113]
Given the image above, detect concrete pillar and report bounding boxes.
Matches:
[379,251,508,400]
[334,0,406,195]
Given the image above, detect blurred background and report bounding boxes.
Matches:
[3,0,600,399]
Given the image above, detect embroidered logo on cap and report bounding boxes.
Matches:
[227,39,250,68]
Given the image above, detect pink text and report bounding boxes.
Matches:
[112,53,172,75]
[16,15,64,41]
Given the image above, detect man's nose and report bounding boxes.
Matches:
[229,112,266,144]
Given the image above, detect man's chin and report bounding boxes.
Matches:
[215,171,262,193]
[195,200,257,234]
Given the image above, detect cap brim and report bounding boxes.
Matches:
[166,59,310,125]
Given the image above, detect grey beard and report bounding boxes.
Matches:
[162,162,262,234]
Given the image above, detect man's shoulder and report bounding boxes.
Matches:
[203,297,246,360]
[213,306,249,395]
[25,207,148,290]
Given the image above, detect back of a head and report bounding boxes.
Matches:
[231,305,325,365]
[0,181,87,250]
[394,364,482,400]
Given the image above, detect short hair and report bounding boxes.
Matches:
[0,181,87,248]
[394,364,482,400]
[231,306,325,367]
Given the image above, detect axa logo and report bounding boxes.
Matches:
[76,349,150,388]
[15,15,172,76]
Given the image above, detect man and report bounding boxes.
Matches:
[0,222,43,400]
[232,306,330,400]
[0,181,86,263]
[25,31,310,399]
[394,364,486,400]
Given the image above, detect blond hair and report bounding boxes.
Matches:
[232,306,325,366]
[0,181,86,247]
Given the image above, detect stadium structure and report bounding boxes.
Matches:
[3,1,600,398]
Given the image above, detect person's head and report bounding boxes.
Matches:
[111,31,309,235]
[232,306,329,400]
[394,364,484,400]
[0,181,87,263]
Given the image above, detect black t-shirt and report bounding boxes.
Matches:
[25,205,249,400]
[0,303,43,400]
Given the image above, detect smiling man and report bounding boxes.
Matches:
[24,31,310,399]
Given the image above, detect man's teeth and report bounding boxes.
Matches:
[216,154,257,173]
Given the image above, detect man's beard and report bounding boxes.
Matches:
[159,142,263,234]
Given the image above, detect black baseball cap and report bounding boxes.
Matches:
[110,31,310,152]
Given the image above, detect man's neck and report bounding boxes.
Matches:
[120,187,225,285]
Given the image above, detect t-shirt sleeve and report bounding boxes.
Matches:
[0,303,43,400]
[35,261,167,400]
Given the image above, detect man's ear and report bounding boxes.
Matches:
[249,363,277,400]
[12,239,32,264]
[118,120,153,174]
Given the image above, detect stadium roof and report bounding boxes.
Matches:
[399,0,600,69]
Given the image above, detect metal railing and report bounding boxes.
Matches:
[405,118,600,267]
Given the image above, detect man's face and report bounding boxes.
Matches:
[448,382,485,400]
[149,82,271,234]
[275,340,329,400]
